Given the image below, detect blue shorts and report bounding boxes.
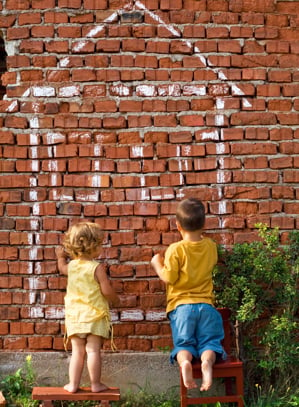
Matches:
[168,303,227,364]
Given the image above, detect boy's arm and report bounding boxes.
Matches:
[151,253,168,283]
[55,247,69,275]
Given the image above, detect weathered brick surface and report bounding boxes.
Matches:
[0,0,298,351]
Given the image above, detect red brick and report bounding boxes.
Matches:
[269,156,293,169]
[0,307,20,320]
[284,202,299,214]
[110,265,134,278]
[233,170,279,183]
[0,292,12,304]
[43,218,68,231]
[119,217,144,230]
[32,55,57,67]
[152,337,173,350]
[10,322,35,335]
[0,323,9,335]
[9,231,32,244]
[48,277,67,290]
[277,113,299,125]
[96,218,118,230]
[280,142,299,154]
[28,336,53,349]
[0,14,16,27]
[222,216,246,229]
[0,191,21,202]
[283,170,299,183]
[109,204,134,217]
[127,115,153,128]
[271,217,295,230]
[4,337,27,350]
[271,186,294,199]
[116,161,140,173]
[7,26,30,39]
[103,116,126,129]
[137,231,161,245]
[259,201,283,214]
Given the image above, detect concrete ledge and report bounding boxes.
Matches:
[0,351,179,394]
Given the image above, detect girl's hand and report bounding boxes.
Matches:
[55,247,69,275]
[55,246,68,259]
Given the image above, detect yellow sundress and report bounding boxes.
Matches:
[64,259,112,347]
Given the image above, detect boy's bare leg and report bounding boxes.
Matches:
[86,334,108,392]
[177,350,197,389]
[64,336,86,393]
[200,350,216,391]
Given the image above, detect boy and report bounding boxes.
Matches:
[151,198,226,391]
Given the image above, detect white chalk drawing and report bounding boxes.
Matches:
[1,0,253,291]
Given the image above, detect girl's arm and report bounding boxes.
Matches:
[95,264,119,306]
[55,247,69,275]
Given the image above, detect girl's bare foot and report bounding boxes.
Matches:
[91,382,109,393]
[64,383,78,393]
[180,360,197,389]
[200,360,213,391]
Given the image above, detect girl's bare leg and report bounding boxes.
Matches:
[86,334,108,392]
[200,350,216,391]
[177,350,197,389]
[64,336,86,393]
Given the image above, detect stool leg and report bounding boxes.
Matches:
[224,377,233,395]
[42,401,53,407]
[236,371,244,407]
[180,372,187,407]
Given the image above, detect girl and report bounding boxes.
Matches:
[56,222,119,393]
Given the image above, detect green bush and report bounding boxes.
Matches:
[0,355,39,407]
[213,224,299,398]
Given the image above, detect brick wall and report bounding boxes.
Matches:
[0,0,298,352]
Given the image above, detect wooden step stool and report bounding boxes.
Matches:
[32,387,120,407]
[180,308,244,407]
[0,391,6,406]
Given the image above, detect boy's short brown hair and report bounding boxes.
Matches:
[176,198,205,231]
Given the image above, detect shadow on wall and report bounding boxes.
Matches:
[0,35,7,99]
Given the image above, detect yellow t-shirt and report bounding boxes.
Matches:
[160,237,218,314]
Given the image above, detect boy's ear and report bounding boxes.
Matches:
[176,221,182,231]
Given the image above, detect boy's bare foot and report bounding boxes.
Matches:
[91,382,109,393]
[200,360,213,391]
[180,360,197,389]
[64,383,78,393]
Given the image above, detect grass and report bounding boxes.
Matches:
[0,355,298,406]
[52,386,299,407]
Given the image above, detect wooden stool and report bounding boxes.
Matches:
[0,391,6,406]
[180,308,244,407]
[32,387,120,407]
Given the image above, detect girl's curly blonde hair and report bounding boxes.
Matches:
[63,222,104,258]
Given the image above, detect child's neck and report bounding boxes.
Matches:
[76,255,93,261]
[181,229,203,242]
